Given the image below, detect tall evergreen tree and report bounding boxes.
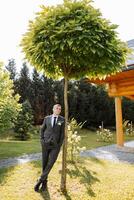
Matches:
[16,62,32,103]
[53,79,64,110]
[5,58,17,80]
[30,69,43,124]
[42,75,55,116]
[74,79,115,128]
[30,69,55,124]
[68,80,78,119]
[14,100,33,140]
[95,86,115,127]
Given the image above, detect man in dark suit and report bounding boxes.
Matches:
[34,104,65,192]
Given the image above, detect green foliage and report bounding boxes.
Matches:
[14,100,33,140]
[0,65,21,133]
[5,62,134,128]
[123,120,134,136]
[5,58,17,80]
[122,97,134,122]
[123,119,129,129]
[30,69,55,123]
[15,62,32,103]
[67,118,86,163]
[21,0,129,80]
[29,126,40,136]
[70,79,115,127]
[96,126,113,142]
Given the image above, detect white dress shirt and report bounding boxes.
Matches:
[51,115,58,127]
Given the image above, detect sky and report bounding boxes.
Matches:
[0,0,134,68]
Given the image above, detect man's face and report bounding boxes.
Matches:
[53,105,61,115]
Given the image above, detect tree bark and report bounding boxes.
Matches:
[60,76,68,192]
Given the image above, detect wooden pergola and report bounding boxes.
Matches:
[87,64,134,147]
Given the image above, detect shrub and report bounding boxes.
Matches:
[67,118,86,163]
[123,120,134,136]
[96,126,113,142]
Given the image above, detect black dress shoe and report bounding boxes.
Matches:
[41,180,47,191]
[34,179,42,192]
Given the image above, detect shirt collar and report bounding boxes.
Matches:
[52,114,58,118]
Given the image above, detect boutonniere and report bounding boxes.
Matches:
[57,121,63,126]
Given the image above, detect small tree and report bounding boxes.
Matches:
[14,100,33,140]
[0,63,21,133]
[21,0,129,192]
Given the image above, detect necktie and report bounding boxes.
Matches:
[53,117,57,127]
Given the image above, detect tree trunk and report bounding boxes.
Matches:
[60,76,68,192]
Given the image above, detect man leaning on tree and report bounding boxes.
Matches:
[34,104,65,192]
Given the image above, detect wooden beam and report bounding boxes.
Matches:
[108,82,134,97]
[87,67,134,85]
[115,97,124,147]
[118,79,134,87]
[109,90,134,97]
[124,95,134,100]
[118,85,134,93]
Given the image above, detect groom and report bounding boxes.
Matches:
[34,104,65,192]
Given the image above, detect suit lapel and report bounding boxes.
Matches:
[56,116,61,125]
[49,115,53,127]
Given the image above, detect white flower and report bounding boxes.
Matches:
[69,131,73,135]
[57,121,63,126]
[72,134,77,139]
[74,136,81,142]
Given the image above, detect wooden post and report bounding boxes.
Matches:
[115,97,124,146]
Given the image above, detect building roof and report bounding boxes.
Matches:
[126,39,134,65]
[87,39,134,84]
[87,65,134,84]
[86,39,134,100]
[127,39,134,48]
[123,64,134,72]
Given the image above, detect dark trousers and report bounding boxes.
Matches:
[40,142,60,181]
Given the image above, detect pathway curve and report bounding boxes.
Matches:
[0,153,42,168]
[80,140,134,164]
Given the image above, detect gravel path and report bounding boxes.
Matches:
[0,153,42,168]
[80,141,134,164]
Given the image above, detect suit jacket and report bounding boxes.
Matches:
[40,115,65,148]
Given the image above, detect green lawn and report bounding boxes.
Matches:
[79,129,114,149]
[0,129,134,160]
[0,155,134,200]
[0,139,41,159]
[79,129,134,149]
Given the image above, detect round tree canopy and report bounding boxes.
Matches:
[21,0,129,79]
